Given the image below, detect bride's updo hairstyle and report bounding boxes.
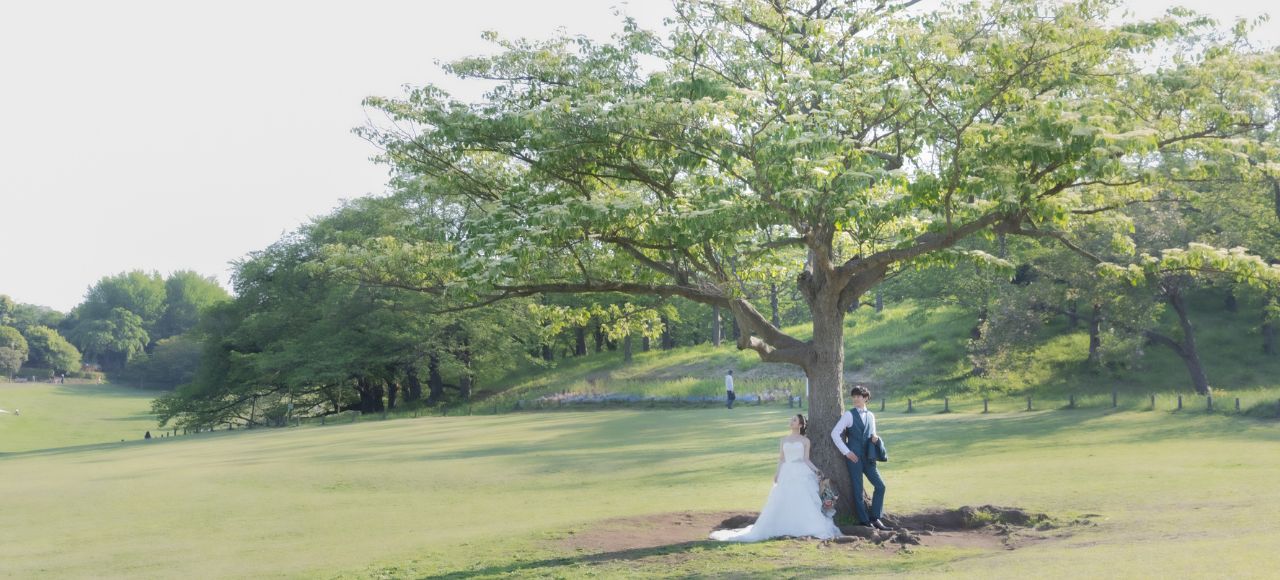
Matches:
[795,414,807,436]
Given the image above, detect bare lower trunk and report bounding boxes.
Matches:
[355,377,384,413]
[1169,291,1210,396]
[386,380,399,410]
[642,335,650,352]
[1146,289,1211,396]
[404,366,423,402]
[770,283,780,327]
[1264,320,1276,356]
[1087,303,1102,363]
[623,334,633,363]
[593,326,606,353]
[427,354,445,404]
[970,307,988,341]
[574,327,587,356]
[459,340,473,400]
[712,305,722,346]
[806,298,852,518]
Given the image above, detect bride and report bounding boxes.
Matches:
[710,414,843,542]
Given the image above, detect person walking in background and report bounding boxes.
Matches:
[725,369,736,409]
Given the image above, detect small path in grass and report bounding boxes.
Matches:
[553,506,1092,559]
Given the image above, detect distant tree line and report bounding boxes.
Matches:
[0,270,228,385]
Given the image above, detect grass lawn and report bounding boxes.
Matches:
[1,403,1277,578]
[0,382,161,453]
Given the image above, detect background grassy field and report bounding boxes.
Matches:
[0,383,162,453]
[2,399,1278,578]
[4,295,1279,578]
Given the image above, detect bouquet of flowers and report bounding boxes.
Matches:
[818,476,838,518]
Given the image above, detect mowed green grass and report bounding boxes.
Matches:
[0,382,161,453]
[1,403,1278,579]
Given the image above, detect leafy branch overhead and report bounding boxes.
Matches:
[344,0,1279,370]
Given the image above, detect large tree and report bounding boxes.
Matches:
[348,0,1280,516]
[22,326,82,375]
[0,326,29,378]
[155,196,541,430]
[154,271,230,341]
[71,307,149,372]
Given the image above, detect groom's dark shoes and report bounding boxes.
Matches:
[871,519,891,530]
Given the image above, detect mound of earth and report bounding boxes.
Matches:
[554,506,1085,556]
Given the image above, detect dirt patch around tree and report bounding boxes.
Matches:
[553,506,1092,557]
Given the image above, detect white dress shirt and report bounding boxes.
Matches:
[725,375,734,392]
[829,407,877,456]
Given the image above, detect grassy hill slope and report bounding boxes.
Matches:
[485,295,1280,412]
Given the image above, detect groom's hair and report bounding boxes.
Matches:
[850,385,871,399]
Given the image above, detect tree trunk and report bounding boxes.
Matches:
[574,326,587,356]
[623,334,633,363]
[642,335,650,352]
[459,340,473,400]
[355,377,385,413]
[731,317,741,342]
[1169,291,1211,395]
[386,380,399,410]
[541,344,554,361]
[404,368,423,403]
[1066,301,1080,328]
[1264,302,1277,355]
[427,354,445,405]
[806,295,852,519]
[1272,173,1280,221]
[1150,288,1212,396]
[1087,303,1102,363]
[593,326,606,353]
[1224,290,1238,313]
[970,307,988,341]
[661,316,674,350]
[1264,321,1277,355]
[770,283,781,327]
[874,291,883,313]
[711,305,722,346]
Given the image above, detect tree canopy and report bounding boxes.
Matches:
[332,0,1280,516]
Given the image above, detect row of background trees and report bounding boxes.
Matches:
[0,270,229,387]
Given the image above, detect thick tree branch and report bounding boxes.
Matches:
[840,210,1008,277]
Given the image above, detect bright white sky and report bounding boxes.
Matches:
[1,1,1275,312]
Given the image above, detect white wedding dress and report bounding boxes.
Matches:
[710,440,842,542]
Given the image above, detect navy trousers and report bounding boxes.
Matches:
[845,456,886,524]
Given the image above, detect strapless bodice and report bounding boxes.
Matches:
[782,441,805,463]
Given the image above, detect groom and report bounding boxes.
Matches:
[830,384,889,530]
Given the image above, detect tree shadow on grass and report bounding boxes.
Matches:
[49,384,157,399]
[420,540,729,579]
